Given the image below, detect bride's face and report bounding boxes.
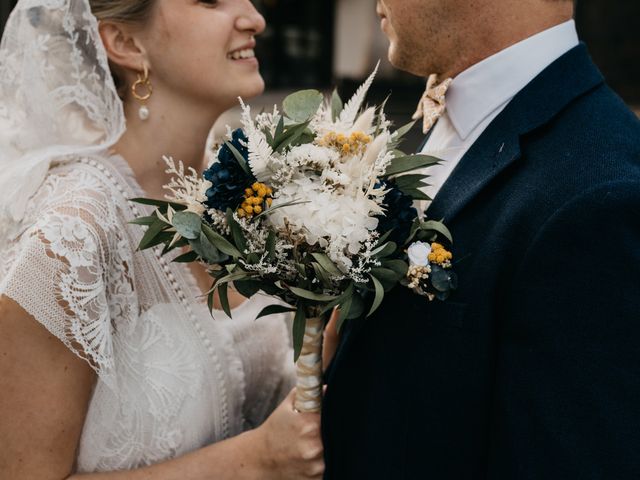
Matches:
[140,0,266,112]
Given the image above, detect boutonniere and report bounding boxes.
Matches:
[404,240,457,301]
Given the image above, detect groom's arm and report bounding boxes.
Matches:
[487,180,640,479]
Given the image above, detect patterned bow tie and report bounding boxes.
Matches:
[412,74,453,134]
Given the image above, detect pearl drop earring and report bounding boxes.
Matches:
[131,65,152,121]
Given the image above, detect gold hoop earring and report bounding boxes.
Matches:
[132,65,152,121]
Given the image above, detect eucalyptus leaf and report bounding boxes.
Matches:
[337,294,352,333]
[173,250,199,263]
[226,208,248,253]
[275,121,312,153]
[430,266,451,292]
[138,218,168,250]
[345,293,365,320]
[224,140,252,176]
[129,215,159,226]
[190,232,228,263]
[218,282,232,318]
[289,286,337,302]
[257,304,297,320]
[420,220,453,244]
[371,241,397,259]
[275,115,285,140]
[393,120,417,141]
[381,259,409,278]
[393,174,429,190]
[311,262,333,289]
[370,267,402,286]
[283,89,323,122]
[201,224,243,258]
[292,305,307,362]
[130,197,186,211]
[310,253,343,277]
[331,89,343,122]
[233,280,261,299]
[172,211,202,240]
[320,283,355,315]
[384,155,441,177]
[266,230,277,260]
[398,187,432,202]
[367,275,385,317]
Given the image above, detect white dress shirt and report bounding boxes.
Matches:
[419,20,580,210]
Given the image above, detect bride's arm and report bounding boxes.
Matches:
[0,297,323,480]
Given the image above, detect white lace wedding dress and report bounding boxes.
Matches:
[0,152,295,473]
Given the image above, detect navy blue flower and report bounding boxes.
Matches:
[203,129,256,212]
[376,179,418,245]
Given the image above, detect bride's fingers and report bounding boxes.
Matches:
[323,307,340,371]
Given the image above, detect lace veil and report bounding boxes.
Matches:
[0,0,125,239]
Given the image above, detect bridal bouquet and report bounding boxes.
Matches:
[133,67,457,412]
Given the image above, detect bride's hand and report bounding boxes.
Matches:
[254,388,324,479]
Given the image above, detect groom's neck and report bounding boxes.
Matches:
[427,1,575,79]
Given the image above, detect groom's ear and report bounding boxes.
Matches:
[98,21,150,86]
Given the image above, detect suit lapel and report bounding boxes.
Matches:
[427,44,604,223]
[327,45,605,377]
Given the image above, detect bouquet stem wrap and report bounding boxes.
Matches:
[294,313,324,413]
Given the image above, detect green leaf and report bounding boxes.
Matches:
[201,224,243,258]
[190,232,229,264]
[337,294,352,332]
[384,155,441,177]
[256,304,297,320]
[310,253,343,277]
[370,267,403,285]
[381,259,409,277]
[398,187,432,202]
[263,126,274,146]
[292,305,307,362]
[266,230,277,261]
[233,280,261,298]
[138,218,168,250]
[331,89,343,122]
[431,266,451,292]
[320,282,355,316]
[172,211,202,240]
[393,120,416,141]
[289,286,338,302]
[129,215,159,226]
[420,220,453,244]
[275,115,285,140]
[173,250,199,263]
[215,271,250,287]
[371,241,397,259]
[254,199,311,220]
[218,282,232,318]
[207,290,215,315]
[311,262,333,289]
[226,209,248,254]
[283,89,324,122]
[367,275,385,317]
[275,121,312,153]
[224,140,252,176]
[393,174,429,190]
[346,293,366,320]
[130,198,187,211]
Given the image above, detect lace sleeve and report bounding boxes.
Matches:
[0,177,137,390]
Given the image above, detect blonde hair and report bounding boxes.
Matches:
[89,0,156,24]
[89,0,157,97]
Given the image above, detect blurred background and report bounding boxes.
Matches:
[1,0,638,150]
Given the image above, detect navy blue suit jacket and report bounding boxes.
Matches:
[322,44,640,479]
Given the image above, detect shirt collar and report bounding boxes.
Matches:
[446,20,579,140]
